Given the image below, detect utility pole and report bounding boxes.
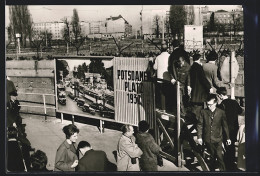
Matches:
[162,14,165,42]
[45,23,48,47]
[140,5,143,54]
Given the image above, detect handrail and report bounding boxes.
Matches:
[17,92,56,119]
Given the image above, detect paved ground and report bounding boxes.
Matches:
[22,114,189,172]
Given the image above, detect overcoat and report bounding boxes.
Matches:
[117,135,143,171]
[190,62,211,103]
[78,149,109,171]
[136,132,161,171]
[54,140,78,171]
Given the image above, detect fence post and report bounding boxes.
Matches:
[100,120,104,133]
[72,115,75,125]
[61,113,63,124]
[43,94,47,121]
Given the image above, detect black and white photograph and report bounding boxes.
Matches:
[5,4,247,172]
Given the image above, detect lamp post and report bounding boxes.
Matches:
[16,33,21,60]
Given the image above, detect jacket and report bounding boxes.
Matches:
[117,135,143,171]
[54,140,78,171]
[203,62,223,92]
[7,140,26,172]
[190,62,211,103]
[197,107,230,143]
[78,149,108,171]
[136,132,161,171]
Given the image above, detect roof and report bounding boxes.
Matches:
[215,10,228,13]
[106,15,129,24]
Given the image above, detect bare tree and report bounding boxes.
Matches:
[230,13,243,37]
[31,30,44,59]
[169,5,187,39]
[62,9,85,55]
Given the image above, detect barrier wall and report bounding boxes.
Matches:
[6,60,56,116]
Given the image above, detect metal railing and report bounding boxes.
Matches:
[17,92,56,120]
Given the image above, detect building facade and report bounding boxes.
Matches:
[33,15,132,40]
[33,22,65,40]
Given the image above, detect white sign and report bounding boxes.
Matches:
[184,25,203,52]
[16,33,21,38]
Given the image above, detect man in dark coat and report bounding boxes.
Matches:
[77,141,109,171]
[197,94,231,171]
[217,87,243,170]
[189,54,212,120]
[7,126,26,172]
[6,77,19,127]
[168,55,191,116]
[136,121,161,171]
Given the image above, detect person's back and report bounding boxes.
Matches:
[203,62,221,89]
[203,50,223,92]
[7,127,25,172]
[220,98,243,133]
[190,62,210,103]
[78,149,108,171]
[135,121,161,171]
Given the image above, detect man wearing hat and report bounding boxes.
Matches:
[203,50,223,93]
[153,43,171,111]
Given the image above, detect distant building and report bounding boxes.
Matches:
[141,9,167,39]
[33,21,65,40]
[32,15,133,40]
[215,9,243,24]
[106,15,132,38]
[80,21,90,36]
[200,7,243,26]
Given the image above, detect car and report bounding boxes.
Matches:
[68,92,75,100]
[58,92,66,105]
[82,103,95,115]
[100,107,114,118]
[90,103,104,112]
[76,98,85,107]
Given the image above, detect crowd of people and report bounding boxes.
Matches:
[6,78,161,172]
[6,38,245,172]
[152,40,245,171]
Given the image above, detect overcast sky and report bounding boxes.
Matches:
[5,5,240,30]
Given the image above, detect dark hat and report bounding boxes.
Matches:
[216,87,227,95]
[206,50,218,61]
[138,120,149,132]
[193,53,201,61]
[171,39,180,47]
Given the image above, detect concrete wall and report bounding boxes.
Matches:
[6,60,56,116]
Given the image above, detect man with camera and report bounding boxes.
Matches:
[117,125,143,171]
